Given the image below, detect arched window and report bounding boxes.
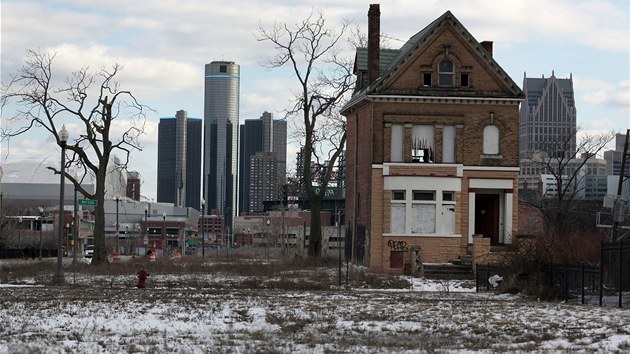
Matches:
[483,125,500,155]
[438,59,454,86]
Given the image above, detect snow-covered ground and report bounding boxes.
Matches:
[0,258,629,353]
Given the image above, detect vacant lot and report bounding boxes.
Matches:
[0,257,629,353]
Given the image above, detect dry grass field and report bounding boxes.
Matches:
[0,255,629,353]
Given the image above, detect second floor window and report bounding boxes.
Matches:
[483,125,500,155]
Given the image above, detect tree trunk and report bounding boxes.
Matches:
[307,199,322,257]
[91,165,109,265]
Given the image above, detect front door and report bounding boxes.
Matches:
[475,194,500,245]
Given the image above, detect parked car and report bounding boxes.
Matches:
[84,245,94,258]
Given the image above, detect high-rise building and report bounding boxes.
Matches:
[126,171,141,201]
[519,72,577,159]
[203,61,240,228]
[249,151,279,212]
[604,133,630,176]
[238,111,287,213]
[157,110,202,209]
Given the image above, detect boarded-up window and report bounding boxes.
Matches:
[391,124,404,162]
[442,125,456,163]
[483,125,500,155]
[391,204,406,234]
[411,204,436,234]
[390,251,404,268]
[440,205,456,234]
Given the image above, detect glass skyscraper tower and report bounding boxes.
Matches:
[157,110,202,210]
[203,61,240,228]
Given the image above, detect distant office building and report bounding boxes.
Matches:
[249,152,279,212]
[519,72,577,159]
[604,133,630,177]
[584,175,608,199]
[238,111,287,213]
[157,110,202,210]
[519,156,607,198]
[203,61,240,228]
[126,171,141,201]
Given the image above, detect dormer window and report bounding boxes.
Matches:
[438,59,454,86]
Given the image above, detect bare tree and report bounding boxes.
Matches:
[257,9,355,257]
[1,50,149,265]
[524,129,615,236]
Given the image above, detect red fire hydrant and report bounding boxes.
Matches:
[137,267,150,288]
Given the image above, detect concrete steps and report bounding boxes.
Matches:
[422,255,474,280]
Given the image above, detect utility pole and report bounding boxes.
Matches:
[611,129,629,241]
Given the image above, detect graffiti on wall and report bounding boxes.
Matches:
[387,240,408,252]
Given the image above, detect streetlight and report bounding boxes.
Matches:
[144,205,149,253]
[38,206,44,260]
[125,224,131,254]
[162,211,167,256]
[115,196,120,254]
[201,198,205,258]
[17,216,22,250]
[65,223,70,256]
[54,124,69,284]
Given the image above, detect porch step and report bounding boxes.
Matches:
[422,261,474,280]
[449,254,473,266]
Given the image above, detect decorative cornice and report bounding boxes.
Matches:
[366,95,522,105]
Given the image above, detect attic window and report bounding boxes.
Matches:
[423,73,432,87]
[461,73,469,87]
[438,59,454,86]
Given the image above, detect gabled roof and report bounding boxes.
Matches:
[343,11,524,113]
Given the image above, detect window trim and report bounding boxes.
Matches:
[392,190,406,201]
[438,59,455,87]
[482,124,501,156]
[388,188,459,236]
[460,73,469,87]
[423,72,432,87]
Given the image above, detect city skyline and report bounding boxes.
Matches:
[1,1,628,201]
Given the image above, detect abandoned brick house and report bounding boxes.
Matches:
[342,5,524,273]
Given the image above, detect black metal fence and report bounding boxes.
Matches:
[477,241,630,308]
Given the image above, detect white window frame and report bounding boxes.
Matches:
[438,59,455,87]
[388,186,458,236]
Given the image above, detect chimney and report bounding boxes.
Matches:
[480,41,493,57]
[367,4,380,85]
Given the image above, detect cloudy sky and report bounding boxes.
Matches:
[1,0,628,201]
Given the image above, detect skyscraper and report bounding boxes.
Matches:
[238,111,287,213]
[249,151,279,212]
[204,61,240,227]
[157,110,202,209]
[519,71,577,159]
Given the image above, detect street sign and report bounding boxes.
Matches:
[78,199,97,206]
